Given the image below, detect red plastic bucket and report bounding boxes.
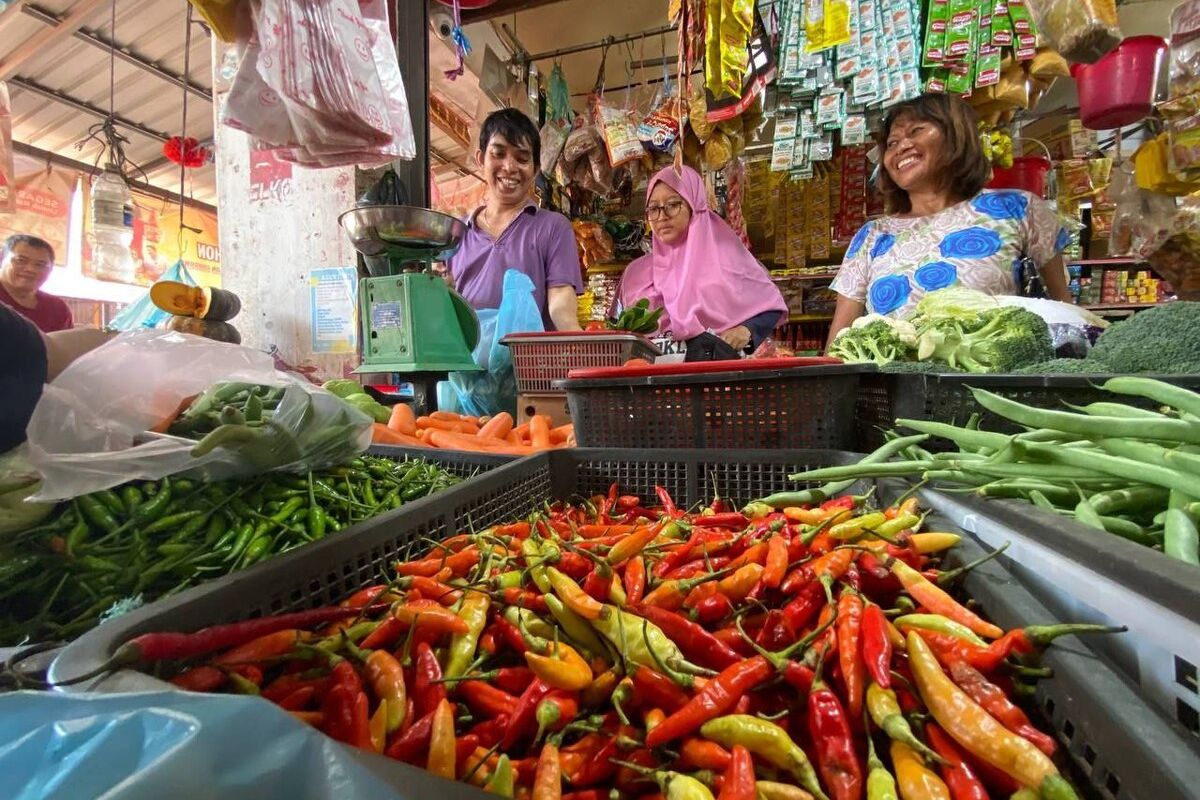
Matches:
[1071,35,1167,130]
[988,156,1052,197]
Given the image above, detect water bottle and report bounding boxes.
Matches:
[91,165,135,282]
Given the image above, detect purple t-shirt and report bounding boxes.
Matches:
[448,203,584,330]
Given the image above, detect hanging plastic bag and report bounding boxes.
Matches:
[446,270,544,417]
[540,64,574,176]
[25,330,371,501]
[0,690,437,800]
[1026,0,1121,64]
[108,261,200,332]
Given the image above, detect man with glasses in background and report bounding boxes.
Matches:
[0,234,73,332]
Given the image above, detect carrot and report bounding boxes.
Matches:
[511,423,530,442]
[428,429,536,456]
[150,394,199,434]
[416,416,480,435]
[387,403,417,435]
[549,424,574,445]
[506,430,522,445]
[372,424,427,448]
[430,411,465,423]
[478,412,515,440]
[529,415,552,449]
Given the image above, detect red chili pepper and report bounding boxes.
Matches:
[782,661,815,693]
[452,733,482,777]
[322,684,372,750]
[341,585,387,608]
[807,666,862,800]
[634,605,741,670]
[262,673,325,704]
[570,737,618,787]
[947,660,1057,756]
[624,555,647,606]
[666,556,733,581]
[753,609,798,651]
[925,722,989,800]
[782,583,824,632]
[712,624,755,656]
[359,617,406,651]
[821,496,856,512]
[679,737,733,771]
[718,744,757,800]
[412,641,446,719]
[555,551,592,579]
[761,535,789,589]
[397,575,463,606]
[459,679,520,719]
[655,485,680,518]
[467,714,510,749]
[645,656,775,747]
[385,709,434,762]
[631,665,692,714]
[860,603,892,689]
[502,677,553,749]
[581,568,613,602]
[278,685,316,711]
[501,587,550,613]
[170,665,225,692]
[329,659,363,694]
[695,592,735,625]
[653,531,700,578]
[836,591,865,720]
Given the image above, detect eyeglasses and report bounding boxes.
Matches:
[8,255,51,270]
[646,199,687,221]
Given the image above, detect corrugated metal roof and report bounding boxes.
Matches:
[4,0,215,205]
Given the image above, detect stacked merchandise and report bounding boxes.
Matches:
[771,0,923,176]
[835,146,871,244]
[585,273,622,323]
[1097,268,1174,306]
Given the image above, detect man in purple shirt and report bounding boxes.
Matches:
[447,109,583,331]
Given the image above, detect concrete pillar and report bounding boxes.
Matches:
[211,38,360,381]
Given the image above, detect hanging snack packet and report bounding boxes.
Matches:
[1025,0,1120,64]
[825,0,853,50]
[638,95,683,154]
[595,102,646,167]
[976,44,1003,87]
[926,70,950,92]
[991,0,1014,45]
[924,0,951,66]
[946,0,977,61]
[805,0,827,52]
[1169,0,1200,100]
[842,114,867,144]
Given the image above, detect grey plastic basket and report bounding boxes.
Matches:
[856,372,1200,451]
[50,450,1200,800]
[917,487,1200,737]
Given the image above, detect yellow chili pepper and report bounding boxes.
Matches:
[547,566,604,620]
[890,560,1003,639]
[368,701,388,754]
[525,640,594,691]
[907,533,960,554]
[783,506,845,525]
[717,563,764,602]
[906,633,1078,799]
[829,512,888,540]
[581,667,620,708]
[866,682,943,764]
[890,740,950,800]
[427,698,456,779]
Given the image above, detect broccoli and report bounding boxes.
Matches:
[827,319,915,365]
[1013,357,1114,375]
[880,360,964,374]
[914,307,1053,373]
[1086,301,1200,374]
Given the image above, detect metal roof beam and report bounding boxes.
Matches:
[19,3,213,103]
[8,75,170,142]
[12,139,216,214]
[0,0,109,81]
[0,2,32,40]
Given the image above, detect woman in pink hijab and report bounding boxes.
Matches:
[617,165,787,356]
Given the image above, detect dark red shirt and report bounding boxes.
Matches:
[0,284,73,332]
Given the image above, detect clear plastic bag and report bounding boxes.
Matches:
[1026,0,1121,64]
[108,261,199,332]
[26,330,371,501]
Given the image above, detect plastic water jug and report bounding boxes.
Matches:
[91,166,135,282]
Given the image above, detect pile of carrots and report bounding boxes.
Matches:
[371,407,574,456]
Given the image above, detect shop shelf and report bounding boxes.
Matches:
[855,371,1200,452]
[916,488,1200,736]
[50,450,1200,800]
[563,359,865,449]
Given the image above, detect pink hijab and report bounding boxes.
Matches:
[618,165,787,341]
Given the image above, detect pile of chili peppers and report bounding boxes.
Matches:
[111,484,1118,800]
[1,457,459,645]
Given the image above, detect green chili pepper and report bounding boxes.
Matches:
[120,485,145,513]
[132,478,172,526]
[523,537,553,594]
[495,570,523,590]
[544,594,608,659]
[240,535,273,567]
[77,495,120,535]
[64,514,88,556]
[483,754,514,798]
[96,489,126,517]
[205,515,229,546]
[894,614,988,646]
[590,603,701,686]
[141,510,204,537]
[872,513,921,538]
[700,715,828,800]
[445,590,491,679]
[225,523,256,562]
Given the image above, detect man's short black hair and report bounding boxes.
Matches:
[478,107,540,167]
[2,234,56,266]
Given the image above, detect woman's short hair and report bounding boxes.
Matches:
[874,93,990,214]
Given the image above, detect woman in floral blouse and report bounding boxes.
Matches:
[827,94,1072,345]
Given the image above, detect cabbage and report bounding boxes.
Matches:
[0,447,55,536]
[910,287,999,324]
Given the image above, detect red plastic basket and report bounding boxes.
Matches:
[562,358,869,449]
[1071,36,1167,130]
[500,330,662,394]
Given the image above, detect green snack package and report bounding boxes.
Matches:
[945,0,977,62]
[923,0,950,66]
[990,0,1013,46]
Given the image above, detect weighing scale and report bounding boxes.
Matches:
[338,205,481,412]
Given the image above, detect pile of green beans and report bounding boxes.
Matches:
[0,456,460,646]
[780,377,1200,565]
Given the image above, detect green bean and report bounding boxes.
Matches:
[969,387,1200,444]
[1087,486,1170,516]
[1028,490,1060,512]
[1016,440,1200,498]
[1096,515,1157,545]
[1101,377,1200,420]
[938,459,1107,482]
[1095,439,1200,476]
[894,418,1010,451]
[755,434,930,507]
[976,481,1083,505]
[1165,491,1200,565]
[1065,401,1169,420]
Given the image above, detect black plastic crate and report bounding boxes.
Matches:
[918,487,1200,737]
[564,363,868,449]
[856,371,1200,451]
[50,449,1200,800]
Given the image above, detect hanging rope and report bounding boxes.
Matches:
[177,4,194,255]
[445,0,472,81]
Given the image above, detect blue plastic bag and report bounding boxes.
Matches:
[444,269,544,417]
[107,261,198,331]
[0,691,465,799]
